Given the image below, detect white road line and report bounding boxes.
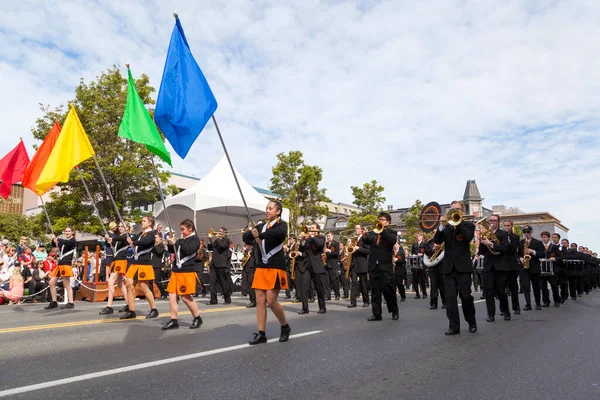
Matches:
[0,330,322,397]
[458,299,486,307]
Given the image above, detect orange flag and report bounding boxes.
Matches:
[22,122,62,195]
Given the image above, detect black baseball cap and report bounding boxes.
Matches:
[522,225,533,233]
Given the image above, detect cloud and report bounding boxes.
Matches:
[2,0,600,247]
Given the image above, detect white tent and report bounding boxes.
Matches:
[153,157,288,244]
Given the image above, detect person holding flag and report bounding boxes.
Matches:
[45,227,77,310]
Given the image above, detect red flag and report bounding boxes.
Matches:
[23,122,62,195]
[0,140,31,199]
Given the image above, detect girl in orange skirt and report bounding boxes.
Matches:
[162,219,202,330]
[99,222,130,315]
[243,200,290,345]
[45,227,77,310]
[120,216,159,320]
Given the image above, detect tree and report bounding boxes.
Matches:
[402,199,424,246]
[0,213,47,244]
[269,151,330,233]
[344,180,386,235]
[31,66,172,233]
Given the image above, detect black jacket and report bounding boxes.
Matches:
[434,222,476,274]
[152,242,165,269]
[242,220,287,270]
[301,235,326,274]
[517,237,545,274]
[505,231,520,271]
[479,229,509,272]
[56,237,77,266]
[351,237,369,274]
[132,231,155,265]
[325,240,340,270]
[208,237,231,269]
[394,245,406,276]
[168,234,201,273]
[363,228,397,273]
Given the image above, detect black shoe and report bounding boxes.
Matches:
[524,305,532,311]
[514,309,521,315]
[99,306,113,315]
[362,303,370,308]
[554,302,560,307]
[486,316,495,322]
[246,303,257,308]
[335,297,340,300]
[206,302,218,305]
[308,298,315,303]
[326,297,331,301]
[60,303,74,309]
[118,305,129,313]
[292,299,301,303]
[120,310,137,320]
[317,309,326,314]
[542,303,550,308]
[504,313,511,321]
[445,329,460,335]
[297,310,309,315]
[44,301,58,310]
[190,316,203,329]
[279,324,291,342]
[430,305,437,310]
[162,319,179,330]
[535,304,542,310]
[249,332,267,345]
[146,309,159,319]
[400,297,406,302]
[560,299,566,304]
[347,304,357,308]
[469,324,477,333]
[342,296,349,299]
[571,297,576,301]
[392,312,399,320]
[480,295,485,299]
[423,295,428,299]
[224,300,232,304]
[414,295,421,299]
[367,315,382,321]
[441,304,447,309]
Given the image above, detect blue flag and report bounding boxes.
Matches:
[155,17,218,159]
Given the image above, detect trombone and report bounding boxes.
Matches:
[200,227,250,239]
[298,225,326,235]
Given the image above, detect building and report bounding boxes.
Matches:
[1,184,37,215]
[493,211,569,238]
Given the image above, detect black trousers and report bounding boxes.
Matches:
[350,270,369,305]
[296,269,326,311]
[429,267,445,306]
[506,270,520,311]
[443,269,476,332]
[412,268,427,297]
[244,268,256,303]
[339,269,350,298]
[567,276,578,299]
[394,274,407,300]
[541,274,560,304]
[323,269,332,299]
[327,268,340,299]
[149,268,168,297]
[558,271,568,301]
[310,269,327,311]
[210,267,231,303]
[483,269,509,316]
[473,271,483,290]
[520,271,541,306]
[370,266,398,316]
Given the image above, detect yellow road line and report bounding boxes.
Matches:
[0,306,246,334]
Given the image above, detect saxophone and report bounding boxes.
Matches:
[241,249,252,268]
[523,238,531,269]
[322,241,329,266]
[344,237,358,279]
[289,240,301,280]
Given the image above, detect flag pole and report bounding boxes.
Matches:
[76,167,111,240]
[38,195,56,239]
[150,156,175,236]
[91,156,128,231]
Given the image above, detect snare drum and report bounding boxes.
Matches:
[564,260,576,273]
[408,255,422,270]
[540,258,554,276]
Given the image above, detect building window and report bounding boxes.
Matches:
[334,207,338,212]
[343,208,348,214]
[335,221,348,228]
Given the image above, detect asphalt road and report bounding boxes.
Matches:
[1,290,599,400]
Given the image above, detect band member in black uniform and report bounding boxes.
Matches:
[410,232,428,299]
[100,222,130,314]
[298,223,327,314]
[561,239,578,300]
[479,214,510,322]
[433,200,477,335]
[393,242,407,302]
[518,225,544,311]
[338,242,350,299]
[241,239,257,308]
[552,234,568,303]
[539,231,561,307]
[194,239,209,297]
[150,233,168,300]
[425,232,446,309]
[162,219,203,330]
[243,200,291,345]
[361,212,398,321]
[285,235,296,300]
[207,228,232,305]
[324,232,340,300]
[45,227,77,310]
[348,225,370,308]
[502,219,521,314]
[121,215,159,320]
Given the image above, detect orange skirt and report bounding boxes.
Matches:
[50,265,73,278]
[125,264,154,281]
[166,272,199,295]
[110,260,128,275]
[252,268,289,290]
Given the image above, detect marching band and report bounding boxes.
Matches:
[19,198,598,340]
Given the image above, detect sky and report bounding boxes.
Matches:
[1,0,600,248]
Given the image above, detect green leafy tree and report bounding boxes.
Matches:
[344,180,386,235]
[31,66,172,233]
[0,213,47,244]
[402,199,424,246]
[269,151,330,233]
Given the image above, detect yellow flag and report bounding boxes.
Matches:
[35,104,95,193]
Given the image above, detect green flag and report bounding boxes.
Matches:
[119,68,172,166]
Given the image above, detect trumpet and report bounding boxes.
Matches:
[202,227,249,239]
[373,221,385,234]
[299,225,325,235]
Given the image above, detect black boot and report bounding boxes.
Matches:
[249,331,267,345]
[279,324,291,342]
[190,315,203,329]
[162,319,179,330]
[146,309,159,319]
